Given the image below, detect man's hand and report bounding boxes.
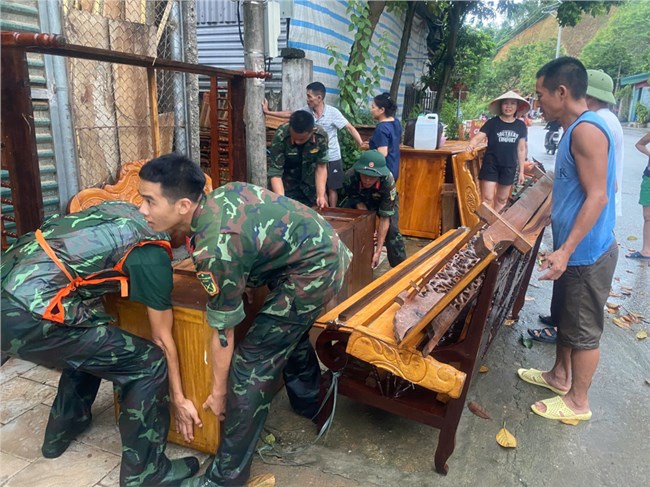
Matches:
[262,98,269,114]
[316,195,328,209]
[203,392,227,421]
[518,171,525,186]
[371,250,381,269]
[538,247,570,281]
[173,397,203,443]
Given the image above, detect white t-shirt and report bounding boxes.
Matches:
[300,104,349,161]
[596,108,624,217]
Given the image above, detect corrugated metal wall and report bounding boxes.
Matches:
[196,0,286,92]
[195,1,429,118]
[0,0,60,242]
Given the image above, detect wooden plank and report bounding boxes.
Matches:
[230,76,247,182]
[108,19,157,162]
[147,67,161,157]
[334,227,466,322]
[396,151,446,239]
[1,47,44,234]
[65,10,120,187]
[451,152,482,228]
[159,112,175,154]
[399,252,497,349]
[103,0,124,20]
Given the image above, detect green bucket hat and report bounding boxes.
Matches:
[587,69,616,104]
[353,150,390,177]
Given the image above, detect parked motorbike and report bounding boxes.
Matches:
[544,126,561,155]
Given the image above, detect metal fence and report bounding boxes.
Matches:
[61,0,187,188]
[2,30,260,247]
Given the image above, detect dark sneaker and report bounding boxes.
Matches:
[158,457,200,486]
[41,418,92,459]
[538,314,554,327]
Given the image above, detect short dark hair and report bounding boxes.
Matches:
[139,153,206,203]
[373,93,398,117]
[289,110,315,133]
[536,56,587,99]
[306,81,326,99]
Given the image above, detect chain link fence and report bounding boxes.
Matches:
[62,0,186,188]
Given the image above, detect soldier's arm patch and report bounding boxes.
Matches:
[196,271,220,296]
[390,188,397,202]
[309,148,319,154]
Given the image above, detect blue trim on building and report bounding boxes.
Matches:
[621,73,650,86]
[287,40,348,60]
[296,0,350,25]
[290,19,353,45]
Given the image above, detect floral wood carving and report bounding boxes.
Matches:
[346,332,466,398]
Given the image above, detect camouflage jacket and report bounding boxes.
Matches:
[268,123,329,205]
[189,182,352,329]
[342,169,398,217]
[1,202,171,326]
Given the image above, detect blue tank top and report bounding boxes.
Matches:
[552,111,616,266]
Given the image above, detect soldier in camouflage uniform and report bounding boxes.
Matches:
[342,150,407,268]
[0,201,200,487]
[268,109,330,208]
[139,154,352,487]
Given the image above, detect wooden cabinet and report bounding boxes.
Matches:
[397,142,484,239]
[108,208,375,453]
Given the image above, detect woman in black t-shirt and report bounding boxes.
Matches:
[466,91,530,212]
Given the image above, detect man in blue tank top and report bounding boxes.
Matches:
[517,57,617,423]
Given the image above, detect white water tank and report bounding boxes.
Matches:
[413,113,439,150]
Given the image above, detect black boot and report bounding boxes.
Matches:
[158,457,201,486]
[41,417,92,459]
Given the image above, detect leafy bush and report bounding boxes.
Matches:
[636,102,649,124]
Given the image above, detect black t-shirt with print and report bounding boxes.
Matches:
[480,116,527,167]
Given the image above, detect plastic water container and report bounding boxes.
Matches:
[413,113,439,150]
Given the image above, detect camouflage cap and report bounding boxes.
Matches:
[353,150,390,177]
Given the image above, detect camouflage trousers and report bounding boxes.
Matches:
[205,310,322,486]
[385,202,406,267]
[0,293,174,487]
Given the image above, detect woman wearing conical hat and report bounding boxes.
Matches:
[465,90,530,212]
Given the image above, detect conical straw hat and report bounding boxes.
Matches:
[488,90,531,117]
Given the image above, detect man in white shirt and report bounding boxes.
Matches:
[585,69,624,217]
[264,82,363,206]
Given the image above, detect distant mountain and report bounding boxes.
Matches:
[495,8,616,62]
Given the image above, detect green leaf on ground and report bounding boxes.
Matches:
[521,333,533,349]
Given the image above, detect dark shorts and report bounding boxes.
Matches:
[479,159,517,186]
[551,242,618,350]
[327,158,344,190]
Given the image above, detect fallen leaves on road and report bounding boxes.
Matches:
[560,418,580,426]
[496,424,517,448]
[468,401,492,420]
[503,319,516,326]
[636,330,648,340]
[627,236,638,241]
[479,365,489,373]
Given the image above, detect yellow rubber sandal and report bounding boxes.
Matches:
[531,395,592,421]
[517,368,568,396]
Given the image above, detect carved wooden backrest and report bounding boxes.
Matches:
[68,160,213,213]
[451,153,482,227]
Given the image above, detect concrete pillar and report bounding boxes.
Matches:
[281,49,312,111]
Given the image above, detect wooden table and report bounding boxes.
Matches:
[108,208,375,453]
[397,142,485,239]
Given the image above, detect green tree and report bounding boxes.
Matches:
[581,0,650,80]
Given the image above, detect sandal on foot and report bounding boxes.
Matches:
[626,251,650,260]
[527,327,557,344]
[531,396,592,421]
[517,368,567,396]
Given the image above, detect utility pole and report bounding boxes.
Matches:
[555,25,562,58]
[242,0,267,186]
